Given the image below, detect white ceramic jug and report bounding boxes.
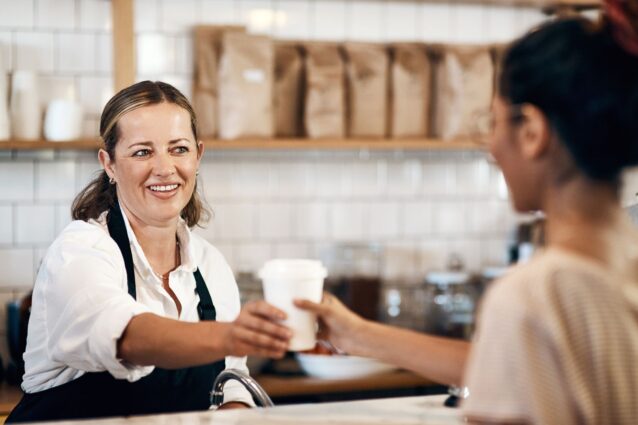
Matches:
[44,99,83,141]
[0,72,9,140]
[10,71,41,140]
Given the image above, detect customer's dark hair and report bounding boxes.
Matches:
[499,17,638,182]
[72,80,209,227]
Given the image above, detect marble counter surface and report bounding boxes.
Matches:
[27,395,462,424]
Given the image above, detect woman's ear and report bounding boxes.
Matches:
[98,149,115,180]
[197,140,205,161]
[518,104,551,160]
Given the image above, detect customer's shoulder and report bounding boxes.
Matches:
[485,249,608,309]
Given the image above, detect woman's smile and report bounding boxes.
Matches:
[147,183,181,198]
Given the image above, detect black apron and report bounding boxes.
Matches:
[6,207,226,423]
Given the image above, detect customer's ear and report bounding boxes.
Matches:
[518,104,550,161]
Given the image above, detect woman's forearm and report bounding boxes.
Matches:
[117,313,229,369]
[352,320,470,386]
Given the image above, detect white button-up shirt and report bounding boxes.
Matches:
[22,210,253,406]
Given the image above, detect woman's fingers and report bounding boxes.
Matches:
[224,300,293,357]
[244,300,287,321]
[236,311,291,341]
[233,326,289,354]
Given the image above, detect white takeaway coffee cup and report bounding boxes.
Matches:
[258,259,327,351]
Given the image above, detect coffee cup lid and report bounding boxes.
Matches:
[258,259,327,281]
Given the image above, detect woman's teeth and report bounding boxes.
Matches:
[149,184,178,192]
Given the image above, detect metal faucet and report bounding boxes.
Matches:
[210,369,275,408]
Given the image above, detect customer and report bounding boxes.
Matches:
[297,2,638,423]
[7,81,291,423]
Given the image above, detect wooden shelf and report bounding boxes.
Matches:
[421,0,600,9]
[0,138,485,151]
[205,137,485,150]
[0,139,103,150]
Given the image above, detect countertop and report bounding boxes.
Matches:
[18,395,462,424]
[0,370,439,415]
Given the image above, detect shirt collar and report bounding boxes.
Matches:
[108,205,198,283]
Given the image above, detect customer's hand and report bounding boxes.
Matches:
[294,292,366,355]
[223,300,291,358]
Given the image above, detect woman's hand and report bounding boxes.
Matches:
[294,292,367,355]
[223,300,291,358]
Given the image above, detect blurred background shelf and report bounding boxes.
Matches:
[0,139,102,150]
[0,138,486,151]
[426,0,600,8]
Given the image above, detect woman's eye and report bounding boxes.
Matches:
[173,146,189,154]
[133,149,151,157]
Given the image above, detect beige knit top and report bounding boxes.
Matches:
[463,223,638,424]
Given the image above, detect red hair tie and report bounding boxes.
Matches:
[604,0,638,56]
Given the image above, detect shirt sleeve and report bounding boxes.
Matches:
[43,231,154,382]
[461,279,571,424]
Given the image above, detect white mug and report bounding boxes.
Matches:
[0,73,9,140]
[10,71,41,140]
[44,99,83,141]
[259,259,327,351]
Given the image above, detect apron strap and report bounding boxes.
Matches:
[106,206,137,299]
[107,205,216,322]
[194,269,216,321]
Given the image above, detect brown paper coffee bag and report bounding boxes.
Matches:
[218,32,274,139]
[432,46,494,140]
[389,43,431,138]
[192,25,244,138]
[303,43,345,138]
[274,43,304,137]
[343,42,389,138]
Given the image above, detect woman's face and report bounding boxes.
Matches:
[489,95,543,212]
[100,102,203,227]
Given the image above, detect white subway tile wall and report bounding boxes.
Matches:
[349,1,385,42]
[0,249,34,288]
[0,0,603,359]
[384,1,419,41]
[15,204,57,245]
[312,0,347,40]
[0,206,12,244]
[78,0,113,31]
[274,0,312,40]
[14,31,55,72]
[38,75,77,107]
[35,0,76,31]
[96,33,114,75]
[0,31,12,71]
[201,0,238,25]
[0,162,35,201]
[0,0,34,29]
[36,161,77,201]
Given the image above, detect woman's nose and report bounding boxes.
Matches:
[152,152,176,176]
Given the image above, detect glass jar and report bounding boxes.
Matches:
[423,271,478,340]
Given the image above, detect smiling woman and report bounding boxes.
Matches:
[5,81,292,423]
